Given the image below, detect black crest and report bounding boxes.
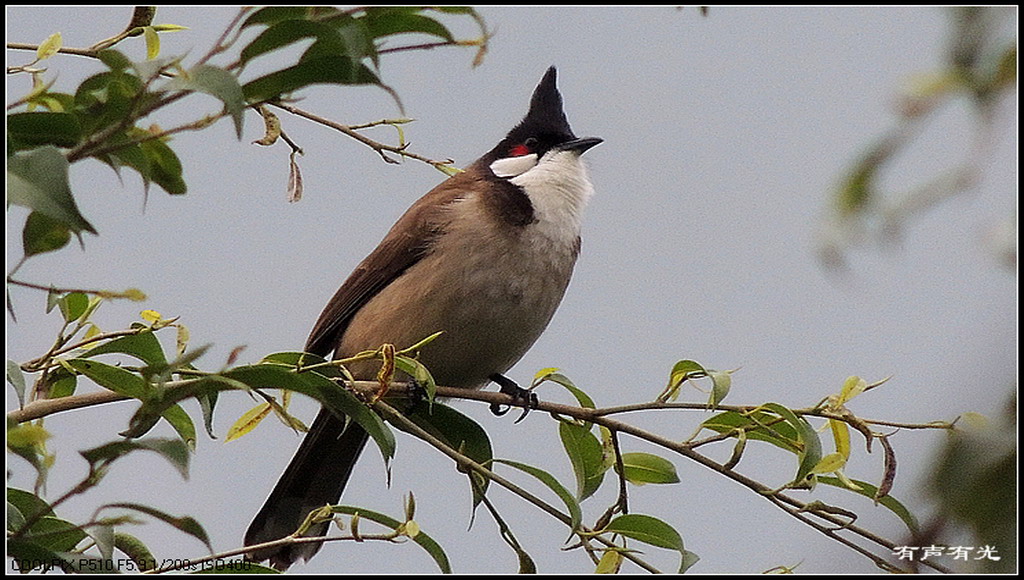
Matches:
[480,66,578,164]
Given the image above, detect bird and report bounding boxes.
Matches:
[244,66,601,569]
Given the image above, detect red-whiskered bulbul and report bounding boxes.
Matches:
[244,66,601,569]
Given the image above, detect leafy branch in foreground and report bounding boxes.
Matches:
[7,296,966,573]
[6,6,487,283]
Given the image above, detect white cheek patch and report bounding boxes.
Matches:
[490,153,538,178]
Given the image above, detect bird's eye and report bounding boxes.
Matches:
[510,137,539,157]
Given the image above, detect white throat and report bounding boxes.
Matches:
[508,150,594,243]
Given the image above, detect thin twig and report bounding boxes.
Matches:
[148,530,403,574]
[194,7,252,68]
[6,42,99,59]
[270,101,456,172]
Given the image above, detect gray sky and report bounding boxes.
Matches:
[6,6,1017,574]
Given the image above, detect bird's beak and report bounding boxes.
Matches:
[556,136,603,154]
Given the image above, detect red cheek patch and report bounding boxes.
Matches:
[509,144,531,157]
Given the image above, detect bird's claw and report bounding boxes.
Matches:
[488,374,539,423]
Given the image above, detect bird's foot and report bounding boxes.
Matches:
[488,374,539,424]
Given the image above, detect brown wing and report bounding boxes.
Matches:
[304,173,473,357]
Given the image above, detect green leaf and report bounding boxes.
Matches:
[86,523,115,561]
[6,537,75,572]
[242,55,380,103]
[535,368,594,409]
[602,513,699,572]
[100,503,211,551]
[80,438,191,480]
[67,358,151,400]
[84,329,169,367]
[240,19,349,66]
[22,211,71,257]
[138,138,186,195]
[164,65,245,138]
[242,7,319,29]
[113,532,156,572]
[405,403,491,467]
[130,55,182,84]
[7,487,56,524]
[363,8,454,42]
[7,360,28,408]
[56,292,89,324]
[149,402,197,448]
[94,132,150,182]
[96,49,132,71]
[492,458,582,532]
[668,359,706,388]
[604,513,683,550]
[65,358,192,441]
[25,91,75,115]
[7,112,82,149]
[73,71,144,134]
[6,422,52,490]
[679,549,701,573]
[762,402,822,487]
[559,421,606,500]
[662,359,708,401]
[48,366,78,399]
[8,146,96,234]
[701,409,802,453]
[595,549,623,573]
[225,364,396,462]
[18,515,88,552]
[619,452,681,485]
[820,476,922,535]
[706,369,732,408]
[394,354,437,401]
[329,505,452,573]
[150,23,190,33]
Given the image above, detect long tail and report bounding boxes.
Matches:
[244,407,370,569]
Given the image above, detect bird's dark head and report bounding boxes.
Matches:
[482,67,602,179]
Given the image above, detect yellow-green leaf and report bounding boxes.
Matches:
[829,418,851,461]
[123,288,147,302]
[150,24,189,33]
[79,323,102,349]
[810,451,847,474]
[595,549,623,574]
[707,369,732,408]
[225,402,272,442]
[7,423,52,448]
[838,375,867,404]
[140,309,161,323]
[37,32,62,61]
[143,26,160,60]
[401,519,420,538]
[175,324,190,356]
[834,469,863,491]
[533,367,560,383]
